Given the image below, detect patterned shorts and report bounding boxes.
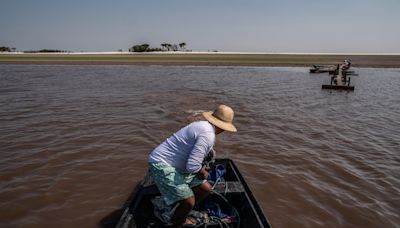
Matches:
[149,163,206,206]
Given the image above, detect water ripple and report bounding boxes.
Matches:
[0,65,399,227]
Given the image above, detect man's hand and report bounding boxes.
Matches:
[196,167,208,180]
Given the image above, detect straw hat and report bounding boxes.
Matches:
[202,105,237,132]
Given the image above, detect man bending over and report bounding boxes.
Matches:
[148,104,237,227]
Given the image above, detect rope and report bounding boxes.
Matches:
[211,177,221,190]
[211,190,241,228]
[185,189,240,228]
[209,216,231,228]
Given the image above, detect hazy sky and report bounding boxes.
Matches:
[1,0,399,53]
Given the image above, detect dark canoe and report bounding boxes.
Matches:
[116,159,272,228]
[322,84,355,90]
[309,65,337,74]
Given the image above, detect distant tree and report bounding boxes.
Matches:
[142,44,149,49]
[118,49,123,52]
[148,47,162,52]
[161,43,168,51]
[22,49,66,53]
[129,43,171,52]
[130,44,150,52]
[0,46,12,52]
[11,47,16,52]
[171,44,178,51]
[129,44,169,52]
[179,42,186,51]
[167,43,172,51]
[38,49,66,53]
[132,45,143,52]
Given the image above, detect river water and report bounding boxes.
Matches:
[0,65,399,228]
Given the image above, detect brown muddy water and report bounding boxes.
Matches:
[0,65,399,228]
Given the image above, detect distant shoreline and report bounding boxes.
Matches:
[1,52,400,68]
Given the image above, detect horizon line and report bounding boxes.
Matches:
[2,51,400,56]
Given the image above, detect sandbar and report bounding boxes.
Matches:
[0,52,399,68]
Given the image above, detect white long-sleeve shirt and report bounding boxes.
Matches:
[148,121,215,173]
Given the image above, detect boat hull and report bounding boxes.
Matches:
[116,159,272,228]
[322,84,355,90]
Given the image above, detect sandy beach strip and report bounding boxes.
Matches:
[1,53,399,68]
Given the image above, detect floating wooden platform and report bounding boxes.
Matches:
[319,60,355,90]
[322,84,354,90]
